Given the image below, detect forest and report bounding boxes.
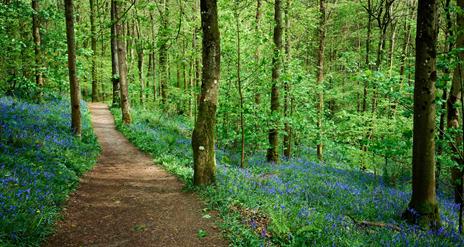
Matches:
[1,0,464,246]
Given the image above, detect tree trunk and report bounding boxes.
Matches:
[111,0,120,107]
[402,0,440,229]
[64,0,81,136]
[316,0,326,161]
[283,0,292,159]
[90,0,98,102]
[32,0,43,100]
[254,0,262,105]
[363,0,372,112]
[266,0,282,163]
[114,0,132,124]
[135,17,145,106]
[192,0,221,186]
[399,0,415,87]
[436,0,454,191]
[447,0,464,205]
[387,22,397,75]
[234,3,245,168]
[159,0,169,105]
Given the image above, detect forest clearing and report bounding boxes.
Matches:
[1,0,464,246]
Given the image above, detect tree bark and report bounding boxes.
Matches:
[110,0,120,107]
[283,0,292,159]
[399,0,415,87]
[402,0,440,229]
[447,0,464,205]
[254,0,262,105]
[192,0,221,186]
[32,0,43,99]
[316,0,326,161]
[135,16,145,106]
[114,0,131,124]
[266,0,282,163]
[64,0,81,136]
[234,2,245,168]
[159,0,169,105]
[363,0,372,112]
[436,0,453,191]
[90,0,99,102]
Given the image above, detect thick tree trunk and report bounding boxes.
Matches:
[192,0,221,186]
[114,0,131,124]
[64,0,81,136]
[32,0,43,99]
[90,0,98,102]
[402,0,440,229]
[316,0,326,161]
[266,0,282,163]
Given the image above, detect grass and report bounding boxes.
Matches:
[112,106,464,246]
[0,97,100,247]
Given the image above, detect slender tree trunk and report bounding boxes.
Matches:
[90,0,98,102]
[114,0,131,124]
[254,0,262,105]
[32,0,43,100]
[437,0,454,191]
[159,0,169,105]
[182,39,188,113]
[111,0,120,107]
[192,0,221,186]
[363,1,372,112]
[266,0,282,163]
[316,0,326,161]
[388,22,397,75]
[147,52,153,100]
[402,0,440,229]
[283,0,292,159]
[399,1,415,89]
[234,3,245,168]
[447,0,464,206]
[150,12,157,102]
[64,0,81,136]
[135,18,145,106]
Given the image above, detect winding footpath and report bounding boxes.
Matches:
[45,103,225,247]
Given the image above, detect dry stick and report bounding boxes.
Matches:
[346,214,401,231]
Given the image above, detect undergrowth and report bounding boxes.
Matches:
[112,106,464,246]
[0,97,100,246]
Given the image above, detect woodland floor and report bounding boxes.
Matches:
[44,103,226,247]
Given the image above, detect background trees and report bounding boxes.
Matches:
[2,0,464,233]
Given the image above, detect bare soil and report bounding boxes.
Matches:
[44,103,226,247]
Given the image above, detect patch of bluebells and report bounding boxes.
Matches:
[115,107,464,246]
[0,97,99,246]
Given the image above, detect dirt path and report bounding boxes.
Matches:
[45,103,226,247]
